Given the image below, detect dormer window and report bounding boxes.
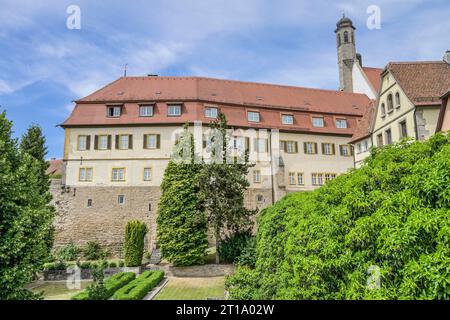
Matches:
[107,105,121,118]
[336,118,347,129]
[247,111,260,123]
[139,105,154,117]
[168,104,182,116]
[312,117,324,128]
[205,107,218,118]
[282,114,294,125]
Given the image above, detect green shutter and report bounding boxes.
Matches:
[143,134,148,149]
[156,134,161,149]
[129,135,133,149]
[294,142,298,153]
[94,135,98,150]
[86,135,91,150]
[107,135,111,150]
[115,135,119,149]
[332,144,335,155]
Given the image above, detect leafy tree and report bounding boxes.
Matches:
[156,124,208,266]
[19,124,50,195]
[86,263,109,300]
[124,221,148,267]
[0,112,55,299]
[227,133,450,300]
[199,113,256,263]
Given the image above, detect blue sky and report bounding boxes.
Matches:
[0,0,449,158]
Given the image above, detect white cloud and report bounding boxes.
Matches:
[0,80,13,94]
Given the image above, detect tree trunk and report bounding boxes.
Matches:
[215,233,220,264]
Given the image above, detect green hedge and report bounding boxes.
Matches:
[113,270,164,300]
[124,221,148,267]
[226,133,450,300]
[71,272,136,300]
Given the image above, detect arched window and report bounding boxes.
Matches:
[344,31,349,43]
[337,34,341,46]
[387,94,394,112]
[381,103,386,117]
[395,92,401,108]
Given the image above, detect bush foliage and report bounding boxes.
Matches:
[124,221,148,267]
[227,133,450,300]
[218,231,255,266]
[113,270,164,300]
[71,272,136,300]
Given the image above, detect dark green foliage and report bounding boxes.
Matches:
[218,231,255,266]
[228,133,450,300]
[157,125,208,266]
[108,261,117,268]
[124,221,148,267]
[43,261,67,271]
[56,242,80,261]
[118,260,125,268]
[0,113,56,299]
[199,113,256,263]
[71,272,136,300]
[85,265,109,300]
[113,270,165,300]
[83,241,106,261]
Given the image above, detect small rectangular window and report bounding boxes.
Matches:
[377,134,383,147]
[336,119,347,129]
[98,135,109,150]
[205,107,218,118]
[317,173,323,185]
[87,199,93,207]
[253,170,261,183]
[112,168,126,182]
[340,144,352,157]
[312,117,324,128]
[322,143,335,155]
[297,173,304,185]
[144,134,159,149]
[79,167,93,182]
[256,195,264,203]
[118,195,125,205]
[399,121,407,139]
[282,114,294,125]
[143,168,152,181]
[304,142,317,154]
[247,111,260,123]
[168,104,182,116]
[77,135,90,151]
[289,172,296,185]
[385,129,392,145]
[281,141,298,153]
[107,106,121,117]
[311,173,317,185]
[139,105,154,117]
[118,135,130,149]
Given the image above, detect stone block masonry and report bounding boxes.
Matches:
[50,180,273,257]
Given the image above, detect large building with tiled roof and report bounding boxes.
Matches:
[371,59,450,148]
[53,16,381,254]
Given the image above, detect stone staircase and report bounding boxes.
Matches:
[148,248,161,265]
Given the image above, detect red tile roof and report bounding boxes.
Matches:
[362,67,383,93]
[46,159,63,175]
[349,100,376,143]
[388,61,450,106]
[64,76,372,136]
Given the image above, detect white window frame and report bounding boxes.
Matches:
[118,195,125,205]
[297,173,304,185]
[253,170,261,183]
[205,107,218,118]
[112,168,125,182]
[143,167,152,181]
[79,167,93,182]
[146,134,158,149]
[98,135,108,150]
[107,106,121,118]
[281,114,294,125]
[167,104,182,116]
[312,117,324,128]
[119,135,129,150]
[77,136,87,151]
[139,105,154,117]
[247,111,260,123]
[336,119,347,129]
[289,172,296,185]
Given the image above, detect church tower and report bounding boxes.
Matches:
[335,15,356,92]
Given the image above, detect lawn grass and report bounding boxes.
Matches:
[29,281,92,300]
[154,276,225,300]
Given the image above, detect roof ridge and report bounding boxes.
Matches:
[114,75,370,97]
[389,60,446,65]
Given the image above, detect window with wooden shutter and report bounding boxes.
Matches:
[128,135,133,149]
[115,135,119,149]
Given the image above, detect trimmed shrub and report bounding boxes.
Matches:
[118,260,125,268]
[124,221,148,267]
[83,241,104,260]
[79,261,91,269]
[43,261,66,271]
[218,231,255,265]
[109,261,117,268]
[56,242,80,261]
[113,270,164,300]
[71,272,136,300]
